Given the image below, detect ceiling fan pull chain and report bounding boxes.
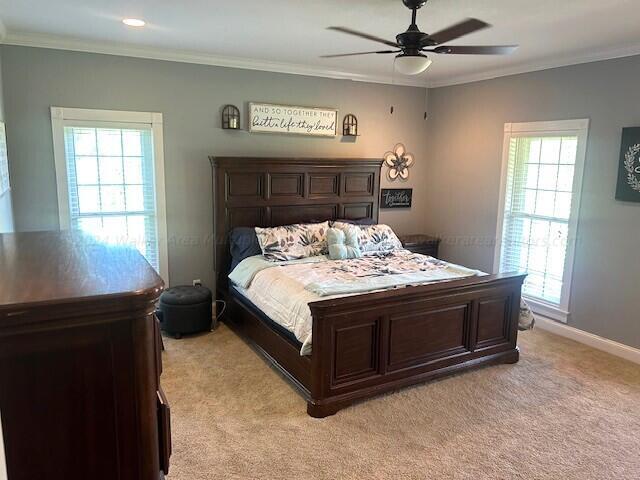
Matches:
[390,61,396,115]
[424,87,428,120]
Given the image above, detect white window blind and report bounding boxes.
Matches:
[63,126,160,270]
[0,123,10,196]
[496,120,588,321]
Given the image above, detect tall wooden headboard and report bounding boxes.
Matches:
[209,156,384,289]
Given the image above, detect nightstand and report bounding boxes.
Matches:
[399,234,441,258]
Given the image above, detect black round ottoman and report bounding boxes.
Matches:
[158,285,212,339]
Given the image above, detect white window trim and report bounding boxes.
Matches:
[0,122,10,199]
[51,107,169,283]
[494,118,590,323]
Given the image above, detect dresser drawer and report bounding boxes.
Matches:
[157,387,172,475]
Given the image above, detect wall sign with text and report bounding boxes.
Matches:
[381,188,412,209]
[249,103,337,137]
[616,127,640,202]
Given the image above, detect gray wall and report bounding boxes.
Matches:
[0,50,14,234]
[1,45,430,289]
[425,55,640,349]
[4,44,638,350]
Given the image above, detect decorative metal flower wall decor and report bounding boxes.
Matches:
[384,143,414,181]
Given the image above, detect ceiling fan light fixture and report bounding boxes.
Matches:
[122,18,146,27]
[394,54,432,75]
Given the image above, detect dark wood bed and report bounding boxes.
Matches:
[210,156,525,418]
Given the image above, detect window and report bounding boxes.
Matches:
[0,122,9,196]
[495,119,589,322]
[52,108,168,282]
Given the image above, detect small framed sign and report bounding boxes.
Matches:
[249,102,338,137]
[381,188,412,209]
[616,127,640,202]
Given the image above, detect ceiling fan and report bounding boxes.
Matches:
[322,0,518,75]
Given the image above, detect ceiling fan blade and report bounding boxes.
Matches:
[429,45,518,55]
[321,50,400,58]
[328,26,399,48]
[424,18,490,46]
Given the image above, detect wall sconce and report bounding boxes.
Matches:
[342,114,359,137]
[222,105,241,130]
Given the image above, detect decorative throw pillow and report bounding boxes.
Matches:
[327,227,362,260]
[255,222,329,261]
[332,222,403,254]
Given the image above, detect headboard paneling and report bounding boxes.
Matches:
[210,157,383,290]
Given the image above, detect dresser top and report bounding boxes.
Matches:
[0,231,164,320]
[398,234,441,246]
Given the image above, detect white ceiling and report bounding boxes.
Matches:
[1,0,640,87]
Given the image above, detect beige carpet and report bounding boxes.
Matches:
[161,324,640,480]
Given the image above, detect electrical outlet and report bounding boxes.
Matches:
[192,279,202,287]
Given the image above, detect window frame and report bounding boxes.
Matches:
[0,122,10,197]
[494,119,589,323]
[51,107,169,283]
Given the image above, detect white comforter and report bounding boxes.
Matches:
[229,251,481,355]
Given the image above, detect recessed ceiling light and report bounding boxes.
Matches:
[122,18,146,27]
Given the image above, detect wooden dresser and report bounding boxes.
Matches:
[0,231,171,480]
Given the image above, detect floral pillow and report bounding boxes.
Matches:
[255,222,329,261]
[332,222,403,254]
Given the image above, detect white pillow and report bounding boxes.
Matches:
[332,222,402,254]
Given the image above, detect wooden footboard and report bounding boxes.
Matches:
[305,272,526,417]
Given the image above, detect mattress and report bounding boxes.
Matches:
[229,250,481,356]
[230,285,303,347]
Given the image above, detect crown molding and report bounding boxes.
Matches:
[5,30,640,90]
[2,31,428,88]
[426,42,640,88]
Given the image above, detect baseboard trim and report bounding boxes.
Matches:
[535,316,640,365]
